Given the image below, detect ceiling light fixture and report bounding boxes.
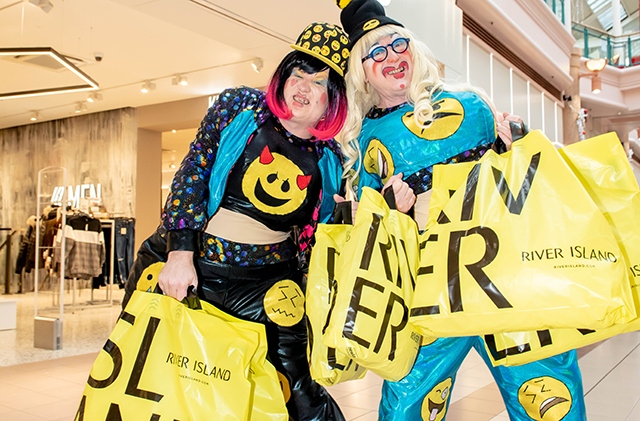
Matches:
[585,58,607,73]
[172,75,188,86]
[591,75,602,94]
[140,80,156,94]
[28,0,54,13]
[87,92,103,103]
[251,58,263,73]
[580,58,608,95]
[30,111,39,121]
[75,102,87,114]
[0,47,99,100]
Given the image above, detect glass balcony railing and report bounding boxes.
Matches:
[542,0,566,25]
[572,22,640,68]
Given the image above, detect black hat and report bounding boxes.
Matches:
[337,0,403,48]
[291,22,350,77]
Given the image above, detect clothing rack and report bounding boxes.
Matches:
[66,217,115,312]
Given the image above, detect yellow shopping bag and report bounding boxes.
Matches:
[75,289,287,420]
[484,132,640,366]
[307,219,368,386]
[323,188,421,381]
[195,293,289,420]
[410,130,635,337]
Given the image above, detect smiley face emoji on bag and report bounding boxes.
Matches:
[242,145,312,215]
[136,262,165,293]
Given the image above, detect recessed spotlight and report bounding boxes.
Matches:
[30,111,39,121]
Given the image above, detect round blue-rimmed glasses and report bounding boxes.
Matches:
[361,38,411,63]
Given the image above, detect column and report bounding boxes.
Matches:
[611,0,622,36]
[562,47,582,145]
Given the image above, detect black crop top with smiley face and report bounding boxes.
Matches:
[219,116,322,232]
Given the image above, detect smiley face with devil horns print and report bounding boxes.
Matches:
[242,144,313,215]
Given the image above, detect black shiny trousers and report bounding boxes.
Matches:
[124,231,345,421]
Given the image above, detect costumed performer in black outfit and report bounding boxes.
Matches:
[124,21,353,420]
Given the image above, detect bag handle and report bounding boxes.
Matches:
[383,186,397,210]
[495,120,529,153]
[180,285,202,310]
[509,120,528,141]
[331,201,353,225]
[153,284,202,309]
[331,185,397,225]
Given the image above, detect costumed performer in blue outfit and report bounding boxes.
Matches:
[335,0,587,420]
[123,21,352,420]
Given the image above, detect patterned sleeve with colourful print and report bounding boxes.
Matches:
[161,87,269,233]
[297,139,344,272]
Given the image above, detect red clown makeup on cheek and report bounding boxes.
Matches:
[319,92,328,105]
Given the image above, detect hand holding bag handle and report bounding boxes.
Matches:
[382,185,397,210]
[181,285,202,310]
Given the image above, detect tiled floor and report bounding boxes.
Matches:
[1,289,640,420]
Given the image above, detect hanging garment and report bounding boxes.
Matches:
[61,213,106,279]
[114,217,135,286]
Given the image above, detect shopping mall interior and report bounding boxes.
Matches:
[1,0,640,420]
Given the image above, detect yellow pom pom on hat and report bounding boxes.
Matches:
[336,0,403,48]
[291,21,350,77]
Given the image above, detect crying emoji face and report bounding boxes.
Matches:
[421,377,452,421]
[242,145,311,215]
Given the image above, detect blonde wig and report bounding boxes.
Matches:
[340,24,497,196]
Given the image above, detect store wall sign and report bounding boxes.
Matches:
[51,183,102,208]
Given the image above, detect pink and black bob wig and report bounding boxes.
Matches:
[266,50,348,140]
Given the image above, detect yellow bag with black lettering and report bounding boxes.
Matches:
[75,289,287,421]
[323,188,421,381]
[306,217,368,386]
[410,130,636,337]
[484,132,640,366]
